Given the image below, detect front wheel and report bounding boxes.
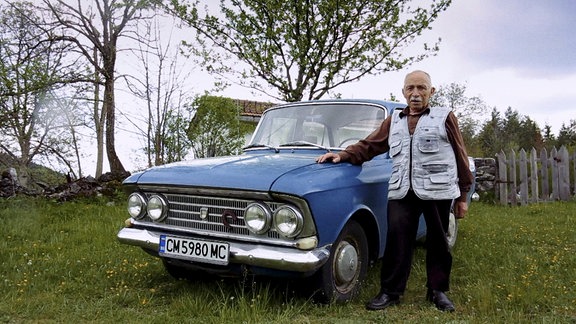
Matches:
[310,220,369,303]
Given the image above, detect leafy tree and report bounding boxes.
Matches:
[430,82,488,157]
[187,95,251,158]
[0,1,82,186]
[172,0,452,102]
[163,108,192,163]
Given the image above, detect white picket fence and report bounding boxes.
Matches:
[496,146,575,205]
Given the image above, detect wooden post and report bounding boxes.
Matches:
[510,149,517,205]
[551,147,559,200]
[497,150,508,205]
[540,148,550,201]
[558,146,570,201]
[519,149,528,205]
[530,148,539,203]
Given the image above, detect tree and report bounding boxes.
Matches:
[163,107,193,163]
[173,0,452,102]
[43,0,158,175]
[557,120,576,148]
[477,108,505,157]
[430,82,488,156]
[542,124,557,149]
[516,116,543,151]
[187,95,251,158]
[0,1,83,186]
[477,107,544,156]
[123,14,193,167]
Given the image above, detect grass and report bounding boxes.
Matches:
[0,196,575,323]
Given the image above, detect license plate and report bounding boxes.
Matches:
[159,235,229,265]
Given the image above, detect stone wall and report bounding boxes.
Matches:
[473,157,497,195]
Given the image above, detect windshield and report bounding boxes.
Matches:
[248,102,388,149]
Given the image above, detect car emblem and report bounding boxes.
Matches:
[221,209,237,229]
[199,207,208,220]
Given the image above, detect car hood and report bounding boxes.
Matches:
[124,152,322,192]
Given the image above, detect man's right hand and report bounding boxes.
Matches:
[316,152,341,163]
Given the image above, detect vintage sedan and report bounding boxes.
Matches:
[117,99,475,303]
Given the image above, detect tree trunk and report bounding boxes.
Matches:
[104,74,126,174]
[94,47,105,178]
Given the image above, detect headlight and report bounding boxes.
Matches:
[127,193,146,219]
[147,195,168,222]
[244,202,271,234]
[273,205,303,238]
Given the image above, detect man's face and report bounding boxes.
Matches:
[402,72,435,112]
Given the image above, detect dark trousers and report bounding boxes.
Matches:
[380,190,453,296]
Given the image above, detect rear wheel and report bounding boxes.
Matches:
[310,220,369,303]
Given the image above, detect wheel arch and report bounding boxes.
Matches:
[349,208,380,264]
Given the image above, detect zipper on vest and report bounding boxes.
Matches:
[409,134,413,189]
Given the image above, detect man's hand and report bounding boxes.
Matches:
[316,152,341,163]
[453,201,468,219]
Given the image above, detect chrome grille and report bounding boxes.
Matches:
[142,193,281,239]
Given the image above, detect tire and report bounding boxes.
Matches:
[446,212,458,250]
[310,220,369,303]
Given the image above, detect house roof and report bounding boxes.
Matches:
[234,99,276,117]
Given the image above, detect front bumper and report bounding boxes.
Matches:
[117,227,331,272]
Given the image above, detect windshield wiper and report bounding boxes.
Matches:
[243,143,279,153]
[279,141,329,151]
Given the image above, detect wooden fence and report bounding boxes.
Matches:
[496,146,575,205]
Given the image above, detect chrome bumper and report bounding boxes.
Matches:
[117,227,330,272]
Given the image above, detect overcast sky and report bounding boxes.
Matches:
[218,0,576,134]
[347,0,576,133]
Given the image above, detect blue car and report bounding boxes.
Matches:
[117,99,475,303]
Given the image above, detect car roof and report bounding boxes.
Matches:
[269,99,406,114]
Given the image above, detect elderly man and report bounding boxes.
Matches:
[316,70,473,312]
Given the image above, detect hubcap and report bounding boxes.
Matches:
[334,241,359,284]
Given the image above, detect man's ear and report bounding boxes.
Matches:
[430,87,436,95]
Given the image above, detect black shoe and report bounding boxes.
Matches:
[366,292,400,310]
[427,289,455,312]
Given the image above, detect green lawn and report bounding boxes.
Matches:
[1,197,574,323]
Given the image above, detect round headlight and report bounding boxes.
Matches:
[127,193,146,219]
[147,195,168,222]
[244,203,271,234]
[273,205,303,238]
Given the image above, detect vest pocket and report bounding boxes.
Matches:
[389,140,402,157]
[423,174,452,190]
[423,163,448,173]
[388,173,401,190]
[417,135,439,153]
[388,165,402,190]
